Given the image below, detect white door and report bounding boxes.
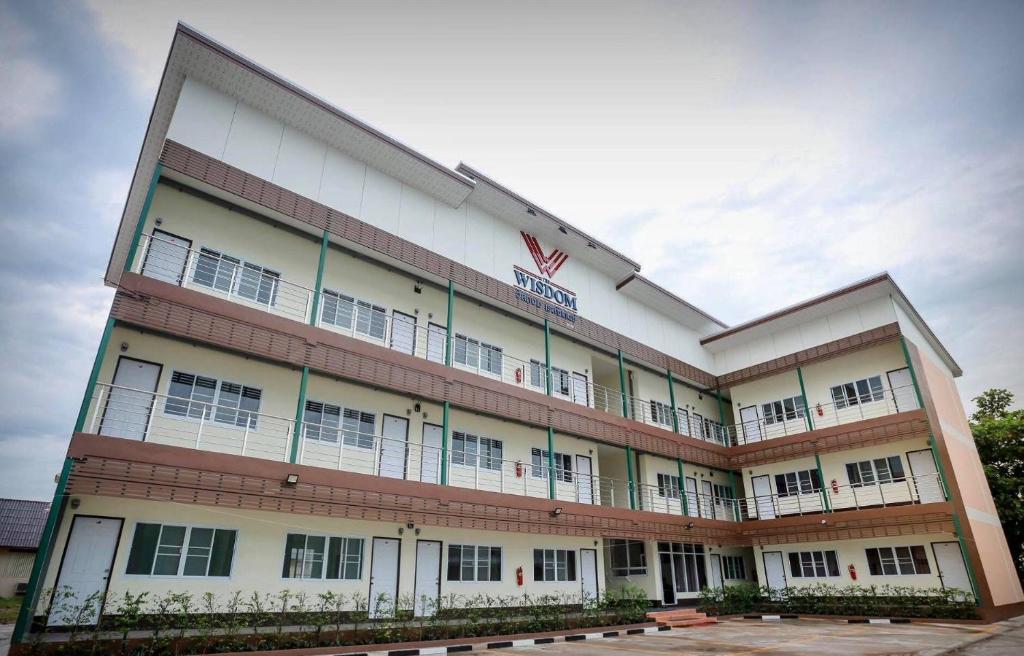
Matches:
[369,538,401,618]
[709,554,724,589]
[740,406,762,443]
[575,455,594,504]
[580,548,599,602]
[378,415,408,479]
[48,516,122,626]
[887,368,920,412]
[933,542,972,598]
[100,358,161,440]
[752,475,777,519]
[908,449,945,503]
[413,541,441,617]
[571,373,589,406]
[390,311,417,356]
[141,230,190,284]
[684,477,699,517]
[426,323,446,364]
[763,551,787,593]
[420,424,443,485]
[700,480,714,518]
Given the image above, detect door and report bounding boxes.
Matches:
[932,542,972,598]
[575,455,594,504]
[684,477,699,517]
[571,372,589,407]
[887,368,920,412]
[426,323,446,363]
[762,551,787,594]
[48,516,122,626]
[692,413,704,439]
[751,475,776,519]
[908,449,945,503]
[659,552,676,605]
[740,406,762,443]
[580,548,599,602]
[378,415,409,479]
[390,311,417,356]
[700,480,714,518]
[420,423,443,484]
[709,554,725,590]
[141,229,191,284]
[368,538,401,618]
[99,358,161,440]
[413,541,442,617]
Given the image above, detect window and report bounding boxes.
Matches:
[657,473,681,499]
[192,248,239,293]
[787,550,841,578]
[320,290,386,340]
[528,361,571,396]
[761,395,807,425]
[722,555,746,580]
[712,483,734,502]
[865,546,931,576]
[303,401,375,448]
[236,262,280,305]
[452,432,503,471]
[609,539,647,576]
[846,456,906,486]
[165,371,262,429]
[650,400,674,427]
[831,375,885,409]
[534,549,576,582]
[774,469,822,497]
[454,334,503,376]
[703,417,724,443]
[126,523,235,577]
[447,545,501,582]
[531,448,573,482]
[192,248,279,306]
[677,408,690,436]
[282,533,363,580]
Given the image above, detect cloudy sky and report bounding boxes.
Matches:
[1,0,1022,500]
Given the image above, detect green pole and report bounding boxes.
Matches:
[899,336,927,410]
[546,428,556,500]
[308,230,329,326]
[814,453,832,512]
[625,446,637,510]
[617,350,629,419]
[440,401,450,485]
[667,371,679,433]
[797,367,814,431]
[951,512,983,605]
[677,458,689,516]
[289,367,309,463]
[123,163,163,273]
[544,320,553,396]
[73,317,116,433]
[13,457,74,644]
[928,436,952,501]
[444,282,455,367]
[727,470,740,521]
[715,389,726,443]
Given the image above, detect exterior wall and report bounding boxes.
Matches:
[602,540,659,601]
[36,496,605,613]
[1,548,35,597]
[708,545,755,587]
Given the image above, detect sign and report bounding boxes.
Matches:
[514,232,578,322]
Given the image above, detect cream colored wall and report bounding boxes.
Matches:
[37,496,605,613]
[800,341,908,410]
[729,372,805,436]
[752,534,954,591]
[707,546,755,587]
[602,539,659,601]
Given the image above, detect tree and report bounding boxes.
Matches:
[970,389,1024,584]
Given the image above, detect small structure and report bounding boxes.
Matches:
[0,499,49,597]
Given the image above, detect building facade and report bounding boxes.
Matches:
[14,23,1023,638]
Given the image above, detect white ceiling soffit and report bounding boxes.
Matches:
[457,163,641,281]
[616,275,727,332]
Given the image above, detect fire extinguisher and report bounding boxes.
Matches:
[515,461,523,478]
[515,368,523,383]
[516,566,524,586]
[848,564,857,581]
[816,403,824,417]
[831,479,839,494]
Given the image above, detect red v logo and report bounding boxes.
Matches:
[522,232,568,278]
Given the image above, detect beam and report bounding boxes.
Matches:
[440,401,450,485]
[444,281,455,367]
[626,445,637,510]
[547,427,556,500]
[289,366,309,464]
[667,371,679,433]
[618,350,630,419]
[308,230,329,326]
[797,367,814,431]
[677,458,689,516]
[814,452,832,512]
[544,319,553,396]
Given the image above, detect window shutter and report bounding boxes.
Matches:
[282,533,305,578]
[208,529,236,577]
[533,549,543,581]
[788,552,801,577]
[910,545,930,574]
[447,545,461,581]
[774,475,786,497]
[825,551,840,576]
[126,523,161,575]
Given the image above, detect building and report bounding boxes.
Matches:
[14,23,1023,638]
[0,499,49,597]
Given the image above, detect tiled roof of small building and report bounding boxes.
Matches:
[0,498,50,549]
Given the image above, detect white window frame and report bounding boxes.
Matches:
[649,400,673,428]
[845,455,906,487]
[722,555,746,580]
[657,473,681,499]
[447,544,502,582]
[761,395,807,425]
[453,333,503,377]
[451,431,503,471]
[531,448,573,482]
[830,375,885,409]
[192,246,280,307]
[302,399,376,449]
[320,289,388,341]
[125,522,238,579]
[865,545,931,576]
[281,532,364,581]
[163,370,263,430]
[534,548,576,582]
[609,539,647,576]
[787,550,841,578]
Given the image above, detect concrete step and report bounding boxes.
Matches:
[665,617,718,628]
[647,608,699,620]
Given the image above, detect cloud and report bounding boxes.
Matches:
[0,3,62,137]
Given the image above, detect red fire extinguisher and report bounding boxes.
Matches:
[516,566,524,586]
[515,461,524,478]
[848,564,857,581]
[816,403,824,417]
[831,479,839,494]
[515,368,523,383]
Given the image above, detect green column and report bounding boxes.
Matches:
[677,458,689,516]
[952,512,983,605]
[13,457,73,644]
[308,230,329,326]
[797,367,814,431]
[899,336,927,410]
[625,445,637,510]
[289,367,309,463]
[544,320,553,396]
[444,281,455,367]
[928,436,952,501]
[123,163,163,273]
[617,350,630,419]
[547,428,556,499]
[814,453,832,512]
[727,470,741,521]
[667,371,679,433]
[73,317,116,433]
[440,401,450,485]
[715,389,726,443]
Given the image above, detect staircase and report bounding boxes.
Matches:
[647,608,719,628]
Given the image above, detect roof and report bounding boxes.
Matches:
[0,498,50,549]
[616,274,727,331]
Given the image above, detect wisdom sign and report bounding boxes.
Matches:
[513,232,579,322]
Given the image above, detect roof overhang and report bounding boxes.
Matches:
[616,274,726,332]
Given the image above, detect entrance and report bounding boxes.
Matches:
[740,406,762,443]
[932,542,972,598]
[420,423,443,484]
[141,229,191,285]
[658,542,707,603]
[762,551,787,594]
[580,548,599,602]
[413,540,442,617]
[378,415,408,479]
[48,516,122,626]
[368,537,401,618]
[390,311,417,356]
[575,455,594,504]
[907,449,945,503]
[751,475,776,519]
[100,357,161,440]
[887,367,920,412]
[709,554,724,589]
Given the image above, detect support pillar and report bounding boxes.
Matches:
[618,350,629,419]
[626,445,637,510]
[797,367,814,431]
[547,427,556,499]
[441,401,450,485]
[444,282,455,367]
[308,230,329,326]
[728,470,741,521]
[544,320,553,396]
[289,367,309,463]
[814,452,831,512]
[677,458,689,516]
[667,371,679,433]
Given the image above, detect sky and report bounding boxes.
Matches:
[1,0,1022,500]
